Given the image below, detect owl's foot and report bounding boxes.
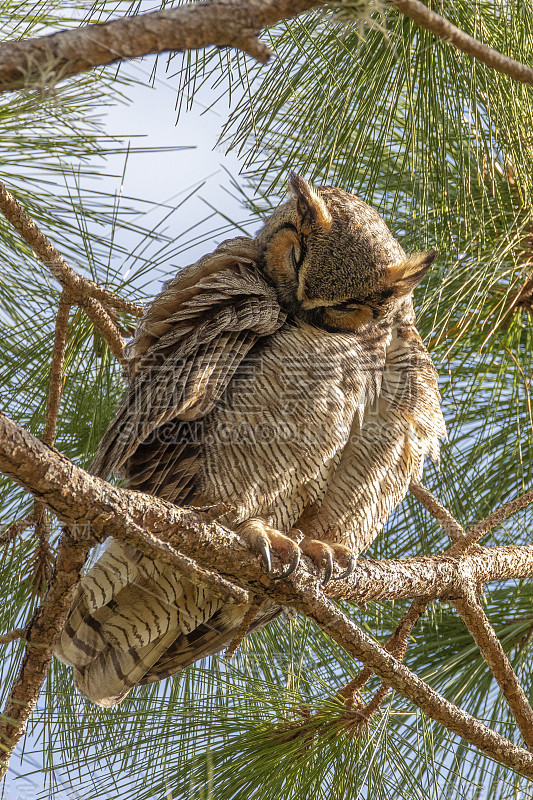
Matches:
[237,519,301,579]
[299,538,356,586]
[237,520,356,585]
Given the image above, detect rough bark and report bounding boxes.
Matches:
[0,0,323,92]
[452,587,533,750]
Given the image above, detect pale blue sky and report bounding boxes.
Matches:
[102,55,256,286]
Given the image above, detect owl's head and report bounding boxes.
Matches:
[256,175,437,330]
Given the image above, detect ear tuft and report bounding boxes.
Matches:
[387,250,438,297]
[289,173,333,234]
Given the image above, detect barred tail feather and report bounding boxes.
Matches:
[55,539,242,707]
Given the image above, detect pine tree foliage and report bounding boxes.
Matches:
[2,1,533,798]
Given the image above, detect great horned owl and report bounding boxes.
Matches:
[55,175,445,706]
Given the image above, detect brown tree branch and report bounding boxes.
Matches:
[332,547,533,604]
[299,592,533,777]
[0,0,323,93]
[451,586,533,751]
[390,0,533,87]
[0,628,27,645]
[31,294,72,595]
[3,411,533,605]
[224,599,264,659]
[338,597,428,735]
[30,506,54,596]
[410,481,466,541]
[42,294,71,446]
[82,297,127,366]
[410,481,533,556]
[340,598,429,701]
[462,488,533,549]
[3,411,533,776]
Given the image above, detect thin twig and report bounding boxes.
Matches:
[391,0,533,87]
[30,295,73,596]
[131,523,250,605]
[339,598,429,704]
[452,585,533,750]
[410,481,466,541]
[275,593,533,775]
[410,480,533,555]
[456,488,533,552]
[338,598,428,734]
[42,294,71,446]
[0,514,34,546]
[0,529,91,777]
[0,180,139,365]
[0,628,27,645]
[302,593,533,777]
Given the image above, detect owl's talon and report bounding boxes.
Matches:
[237,520,301,579]
[271,527,303,579]
[331,552,357,581]
[256,537,273,574]
[272,547,300,580]
[298,538,355,585]
[321,550,334,586]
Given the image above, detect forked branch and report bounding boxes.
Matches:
[0,180,142,366]
[410,479,533,555]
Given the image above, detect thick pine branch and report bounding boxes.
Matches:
[0,0,323,92]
